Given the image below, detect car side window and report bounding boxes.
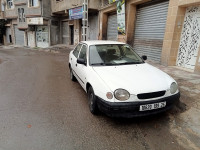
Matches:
[79,45,87,63]
[73,44,82,58]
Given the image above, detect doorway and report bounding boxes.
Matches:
[70,25,74,45]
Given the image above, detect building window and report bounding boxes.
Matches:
[18,8,25,22]
[29,0,39,7]
[7,0,14,9]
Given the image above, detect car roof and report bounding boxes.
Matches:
[80,40,125,46]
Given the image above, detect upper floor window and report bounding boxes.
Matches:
[7,0,14,9]
[29,0,39,7]
[18,8,25,22]
[2,3,5,11]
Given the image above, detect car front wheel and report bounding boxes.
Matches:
[88,86,98,115]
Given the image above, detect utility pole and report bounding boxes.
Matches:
[82,0,88,41]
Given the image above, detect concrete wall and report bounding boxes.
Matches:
[42,0,52,18]
[51,0,101,13]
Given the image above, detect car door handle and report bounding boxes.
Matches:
[71,58,72,60]
[76,64,77,67]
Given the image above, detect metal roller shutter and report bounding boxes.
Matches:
[107,14,118,41]
[88,14,98,40]
[133,0,169,62]
[62,22,69,45]
[14,25,24,46]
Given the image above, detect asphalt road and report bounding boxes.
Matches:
[0,47,190,150]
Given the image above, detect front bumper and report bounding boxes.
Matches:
[96,92,180,118]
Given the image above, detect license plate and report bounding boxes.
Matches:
[139,101,166,111]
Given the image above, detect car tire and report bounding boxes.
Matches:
[88,86,98,115]
[70,67,76,82]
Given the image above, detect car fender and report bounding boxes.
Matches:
[86,67,114,102]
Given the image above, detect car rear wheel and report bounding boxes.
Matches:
[88,86,98,115]
[70,67,76,81]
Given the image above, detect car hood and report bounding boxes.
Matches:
[92,63,173,95]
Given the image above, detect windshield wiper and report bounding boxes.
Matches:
[91,62,114,66]
[118,62,143,65]
[91,63,106,66]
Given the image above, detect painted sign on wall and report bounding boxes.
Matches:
[69,6,83,20]
[27,17,43,25]
[108,0,126,35]
[108,0,116,4]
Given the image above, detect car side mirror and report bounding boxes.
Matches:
[142,55,147,61]
[77,58,86,65]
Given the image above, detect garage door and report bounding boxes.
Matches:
[133,0,169,62]
[62,21,69,45]
[107,14,118,41]
[14,25,24,46]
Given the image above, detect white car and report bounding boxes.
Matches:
[69,40,180,117]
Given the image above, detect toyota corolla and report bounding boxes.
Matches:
[69,40,180,117]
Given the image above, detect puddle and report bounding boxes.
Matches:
[176,101,187,113]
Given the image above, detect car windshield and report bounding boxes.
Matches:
[89,44,144,66]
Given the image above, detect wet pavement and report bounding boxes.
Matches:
[0,47,199,150]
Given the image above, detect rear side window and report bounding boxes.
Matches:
[73,44,82,58]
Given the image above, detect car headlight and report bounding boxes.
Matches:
[170,82,178,94]
[114,89,130,101]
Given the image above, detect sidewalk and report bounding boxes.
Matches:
[0,44,75,53]
[149,61,200,150]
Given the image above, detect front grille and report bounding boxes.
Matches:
[137,91,166,99]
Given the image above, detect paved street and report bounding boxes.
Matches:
[0,47,200,150]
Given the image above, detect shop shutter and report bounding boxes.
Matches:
[62,21,69,45]
[88,14,98,40]
[14,25,24,46]
[107,14,118,41]
[133,0,169,62]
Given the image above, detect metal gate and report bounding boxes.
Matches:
[28,31,35,47]
[62,22,69,45]
[14,25,24,46]
[107,14,118,41]
[133,0,169,62]
[36,26,49,48]
[176,6,200,70]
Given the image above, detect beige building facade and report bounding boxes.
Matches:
[0,0,59,48]
[99,0,200,74]
[51,0,101,46]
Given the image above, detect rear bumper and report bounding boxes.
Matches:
[96,92,180,118]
